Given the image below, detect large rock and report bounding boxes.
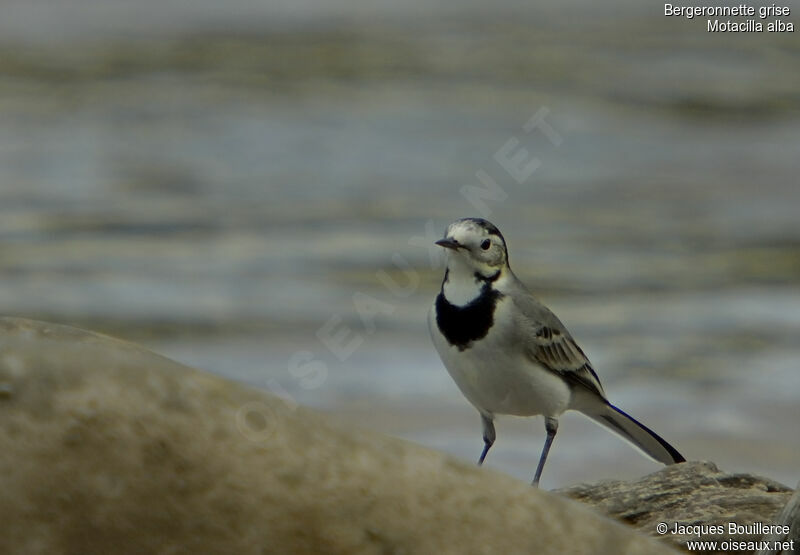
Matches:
[0,317,674,555]
[559,462,794,554]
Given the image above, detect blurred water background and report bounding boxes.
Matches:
[1,0,799,488]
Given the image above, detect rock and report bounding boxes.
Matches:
[0,317,674,555]
[558,461,794,554]
[758,482,800,555]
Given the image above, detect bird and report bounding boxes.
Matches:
[427,217,685,486]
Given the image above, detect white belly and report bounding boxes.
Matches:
[429,298,571,418]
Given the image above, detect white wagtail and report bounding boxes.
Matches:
[428,217,685,486]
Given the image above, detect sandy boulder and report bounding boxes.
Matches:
[0,317,674,554]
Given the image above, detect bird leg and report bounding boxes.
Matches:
[478,413,495,466]
[532,416,558,486]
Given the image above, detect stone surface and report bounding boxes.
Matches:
[558,461,794,554]
[758,482,800,555]
[0,317,674,555]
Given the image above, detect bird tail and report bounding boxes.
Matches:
[585,403,685,465]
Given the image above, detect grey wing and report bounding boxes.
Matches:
[510,287,607,400]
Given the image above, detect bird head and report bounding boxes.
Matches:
[435,218,509,277]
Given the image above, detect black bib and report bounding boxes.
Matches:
[436,279,503,351]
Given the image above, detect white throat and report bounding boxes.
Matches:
[442,268,483,306]
[441,256,502,306]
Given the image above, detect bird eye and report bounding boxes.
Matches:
[480,239,491,250]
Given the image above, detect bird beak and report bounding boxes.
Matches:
[435,238,461,250]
